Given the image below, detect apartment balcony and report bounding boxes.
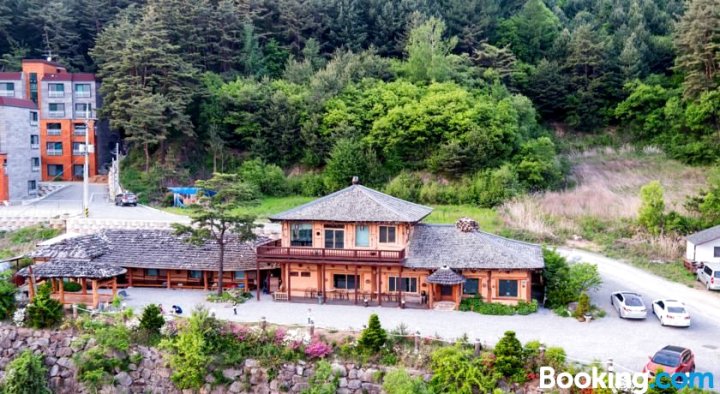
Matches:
[257,239,405,265]
[31,166,39,173]
[31,144,39,150]
[47,149,63,156]
[47,130,62,136]
[48,91,64,98]
[72,149,84,156]
[74,91,91,98]
[0,90,14,97]
[47,111,65,118]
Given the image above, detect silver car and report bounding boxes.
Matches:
[610,291,647,319]
[697,263,720,291]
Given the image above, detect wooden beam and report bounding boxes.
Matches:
[428,284,434,309]
[354,265,359,305]
[112,277,117,297]
[27,277,35,301]
[487,271,493,302]
[398,266,403,307]
[203,271,208,291]
[128,269,133,287]
[58,278,65,304]
[81,278,87,295]
[256,265,260,301]
[321,264,326,303]
[287,263,292,301]
[377,267,382,306]
[166,270,171,289]
[91,280,99,308]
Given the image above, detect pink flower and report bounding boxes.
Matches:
[274,328,286,345]
[233,325,249,341]
[304,341,332,359]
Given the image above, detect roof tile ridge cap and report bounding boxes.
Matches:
[356,185,418,220]
[269,185,353,218]
[359,184,433,211]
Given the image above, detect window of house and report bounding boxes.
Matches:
[74,83,91,97]
[355,225,370,247]
[29,73,37,103]
[234,271,245,280]
[498,279,519,298]
[30,135,39,149]
[46,142,62,156]
[146,269,159,277]
[48,103,64,117]
[379,225,396,243]
[324,225,344,249]
[388,277,418,293]
[75,103,91,118]
[47,123,62,135]
[73,165,83,178]
[47,164,63,177]
[289,272,300,277]
[29,111,38,124]
[290,223,313,246]
[0,82,14,96]
[300,272,311,277]
[73,123,87,135]
[48,83,64,97]
[31,158,39,172]
[189,270,202,279]
[463,278,479,295]
[27,180,37,194]
[72,142,85,155]
[333,274,358,290]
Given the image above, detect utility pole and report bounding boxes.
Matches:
[82,107,94,218]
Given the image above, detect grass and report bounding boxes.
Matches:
[0,225,62,260]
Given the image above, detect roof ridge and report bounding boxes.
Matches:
[358,185,433,220]
[268,186,351,219]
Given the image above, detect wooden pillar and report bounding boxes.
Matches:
[166,271,171,289]
[397,266,403,307]
[112,277,118,297]
[354,265,359,305]
[128,269,133,287]
[428,284,434,309]
[487,271,493,302]
[58,277,65,304]
[51,278,56,292]
[203,271,208,291]
[377,267,382,306]
[91,280,99,308]
[287,263,292,301]
[81,278,87,295]
[28,277,35,301]
[321,264,326,303]
[255,264,261,301]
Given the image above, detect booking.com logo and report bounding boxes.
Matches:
[539,366,714,393]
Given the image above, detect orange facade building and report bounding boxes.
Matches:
[20,59,98,181]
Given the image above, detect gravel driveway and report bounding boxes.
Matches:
[122,247,720,378]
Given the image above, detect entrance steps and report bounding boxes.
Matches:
[433,301,457,311]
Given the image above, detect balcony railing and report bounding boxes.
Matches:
[48,111,65,118]
[74,91,91,98]
[257,240,405,264]
[31,144,39,149]
[0,90,14,97]
[48,91,64,98]
[73,130,86,136]
[47,129,61,136]
[47,149,63,156]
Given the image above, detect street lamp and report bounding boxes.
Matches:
[83,106,96,218]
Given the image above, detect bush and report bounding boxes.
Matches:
[62,281,82,292]
[305,341,333,359]
[638,181,665,235]
[544,347,566,370]
[430,345,500,394]
[0,350,51,394]
[459,296,538,315]
[543,248,601,309]
[384,172,423,202]
[25,283,63,329]
[357,314,387,354]
[383,369,432,394]
[139,304,165,335]
[238,158,289,196]
[0,272,17,320]
[574,293,591,319]
[494,331,524,379]
[467,165,522,207]
[288,173,328,196]
[302,360,339,394]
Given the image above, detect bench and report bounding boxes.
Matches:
[273,292,289,302]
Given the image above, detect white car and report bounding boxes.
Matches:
[652,299,691,327]
[610,291,647,319]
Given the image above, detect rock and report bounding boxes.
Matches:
[339,378,348,388]
[360,368,378,382]
[228,381,243,393]
[336,389,351,394]
[348,379,362,390]
[347,368,358,379]
[205,374,216,384]
[128,363,137,371]
[291,383,309,392]
[49,364,59,377]
[45,356,57,366]
[253,384,270,394]
[56,357,73,369]
[331,363,347,377]
[223,368,243,380]
[245,359,259,368]
[115,372,133,387]
[56,347,73,358]
[361,383,382,393]
[295,366,304,376]
[35,338,49,348]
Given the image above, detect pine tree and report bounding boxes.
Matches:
[403,15,458,83]
[358,314,387,354]
[674,0,720,99]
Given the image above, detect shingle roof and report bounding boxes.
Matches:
[269,184,433,223]
[0,72,22,80]
[0,97,37,110]
[404,224,544,270]
[32,229,272,271]
[42,73,95,82]
[17,259,126,279]
[426,266,466,285]
[687,224,720,245]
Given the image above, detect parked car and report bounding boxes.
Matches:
[643,346,695,376]
[651,299,691,327]
[610,291,647,319]
[697,262,720,291]
[115,192,138,206]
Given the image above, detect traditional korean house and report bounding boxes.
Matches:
[28,229,277,292]
[257,178,545,310]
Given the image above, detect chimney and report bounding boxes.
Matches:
[351,176,359,185]
[456,217,479,233]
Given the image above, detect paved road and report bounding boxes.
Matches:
[122,247,720,378]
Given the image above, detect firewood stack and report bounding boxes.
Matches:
[455,217,479,232]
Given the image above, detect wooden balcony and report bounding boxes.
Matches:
[257,240,404,265]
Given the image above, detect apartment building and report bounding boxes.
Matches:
[19,59,99,181]
[0,97,41,202]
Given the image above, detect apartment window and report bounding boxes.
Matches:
[48,83,65,97]
[355,225,370,247]
[31,158,40,172]
[73,123,87,135]
[46,142,62,156]
[29,111,38,125]
[74,83,91,98]
[379,225,396,243]
[498,279,519,298]
[27,180,37,194]
[29,73,37,103]
[290,223,313,246]
[72,142,85,155]
[234,271,245,280]
[48,103,65,118]
[333,274,358,290]
[47,123,61,135]
[30,135,39,149]
[74,103,91,118]
[146,269,159,277]
[324,225,345,249]
[189,270,202,279]
[46,164,64,177]
[73,165,84,179]
[388,277,418,293]
[0,82,14,96]
[463,278,479,295]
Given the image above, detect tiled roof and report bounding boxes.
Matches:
[31,229,272,271]
[404,224,544,270]
[17,259,126,279]
[687,224,720,245]
[269,184,433,223]
[0,97,37,110]
[426,266,466,285]
[42,73,95,82]
[0,72,22,80]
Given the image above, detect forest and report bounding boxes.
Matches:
[1,0,719,205]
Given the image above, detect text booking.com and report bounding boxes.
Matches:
[539,366,714,393]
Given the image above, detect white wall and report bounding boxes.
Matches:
[687,239,720,263]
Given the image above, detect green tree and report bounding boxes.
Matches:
[357,314,387,354]
[542,248,573,308]
[323,138,383,191]
[638,180,666,235]
[674,0,720,99]
[494,331,524,378]
[567,263,602,296]
[173,173,258,295]
[515,137,563,191]
[25,282,63,329]
[164,314,210,389]
[139,304,165,335]
[0,350,51,394]
[0,271,16,320]
[497,0,561,63]
[403,15,458,83]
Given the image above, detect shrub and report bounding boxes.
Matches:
[289,173,327,196]
[139,304,165,335]
[238,158,289,196]
[0,272,17,320]
[459,296,538,315]
[384,172,423,202]
[544,347,566,370]
[383,368,432,394]
[302,360,339,394]
[305,341,333,359]
[25,283,63,328]
[543,248,601,309]
[0,350,51,394]
[574,293,591,319]
[62,281,82,292]
[493,331,524,379]
[358,314,387,354]
[638,180,665,235]
[430,345,500,394]
[76,347,124,390]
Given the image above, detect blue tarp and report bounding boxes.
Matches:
[168,187,200,195]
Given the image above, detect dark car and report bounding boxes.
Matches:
[115,192,138,206]
[643,346,695,376]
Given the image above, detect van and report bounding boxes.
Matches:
[697,262,720,290]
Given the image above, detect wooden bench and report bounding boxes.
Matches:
[273,292,289,302]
